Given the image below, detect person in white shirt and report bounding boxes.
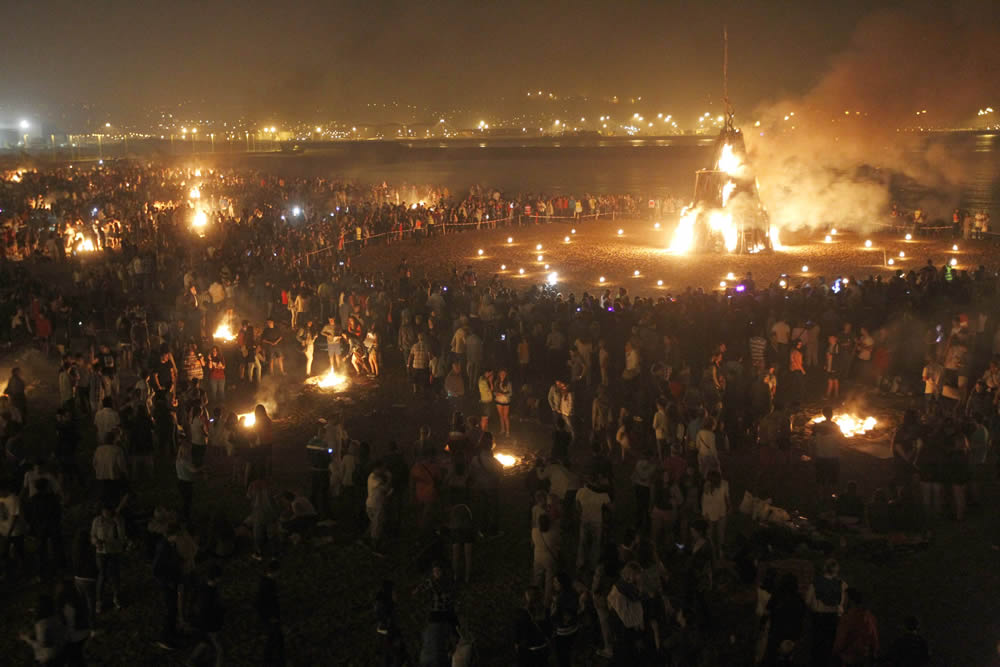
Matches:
[93,433,128,506]
[530,491,561,605]
[575,476,611,570]
[701,470,730,563]
[922,355,943,413]
[90,503,125,613]
[94,398,120,448]
[365,463,392,555]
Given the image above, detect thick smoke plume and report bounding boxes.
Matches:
[748,2,1000,232]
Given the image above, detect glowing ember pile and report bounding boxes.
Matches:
[237,412,255,427]
[74,233,96,253]
[812,413,877,438]
[305,369,348,390]
[494,452,518,468]
[213,323,236,342]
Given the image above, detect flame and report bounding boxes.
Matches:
[494,452,518,468]
[238,412,256,427]
[717,144,742,175]
[305,368,348,390]
[767,227,783,251]
[213,323,236,342]
[189,186,201,199]
[722,180,736,208]
[812,413,877,438]
[192,210,208,228]
[669,205,698,254]
[709,210,737,253]
[74,233,95,253]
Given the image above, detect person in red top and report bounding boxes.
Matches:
[834,588,879,666]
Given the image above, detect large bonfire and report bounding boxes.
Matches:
[669,113,776,254]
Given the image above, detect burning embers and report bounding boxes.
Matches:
[493,452,518,468]
[213,323,236,342]
[304,368,348,390]
[811,413,877,438]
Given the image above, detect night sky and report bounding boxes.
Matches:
[2,0,997,126]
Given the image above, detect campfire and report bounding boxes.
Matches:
[493,452,519,468]
[213,323,237,342]
[73,233,96,253]
[304,368,348,390]
[811,413,877,438]
[237,412,255,427]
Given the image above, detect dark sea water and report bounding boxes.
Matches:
[203,133,999,219]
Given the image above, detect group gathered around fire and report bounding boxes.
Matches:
[4,161,996,665]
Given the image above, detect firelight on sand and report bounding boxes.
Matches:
[213,323,236,342]
[812,413,876,438]
[305,369,348,390]
[494,452,517,468]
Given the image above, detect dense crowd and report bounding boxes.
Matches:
[4,160,994,665]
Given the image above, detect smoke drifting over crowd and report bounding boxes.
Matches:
[750,2,1000,231]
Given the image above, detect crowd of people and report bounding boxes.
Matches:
[2,159,991,665]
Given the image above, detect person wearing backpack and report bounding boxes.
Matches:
[153,523,182,651]
[806,558,848,667]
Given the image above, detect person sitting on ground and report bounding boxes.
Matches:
[279,491,318,543]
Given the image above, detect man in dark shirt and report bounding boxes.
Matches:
[154,351,175,394]
[26,478,62,579]
[260,319,284,376]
